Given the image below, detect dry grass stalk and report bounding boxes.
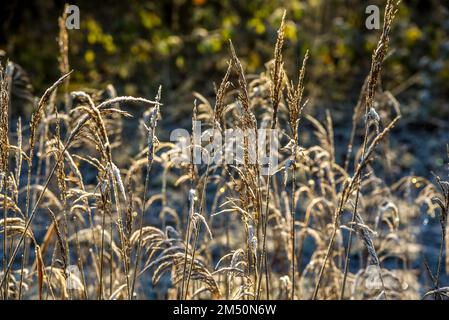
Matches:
[270,10,286,128]
[1,64,10,299]
[58,5,70,110]
[336,0,400,300]
[286,50,309,299]
[131,86,161,298]
[256,11,287,299]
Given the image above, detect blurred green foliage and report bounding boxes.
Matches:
[1,0,448,112]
